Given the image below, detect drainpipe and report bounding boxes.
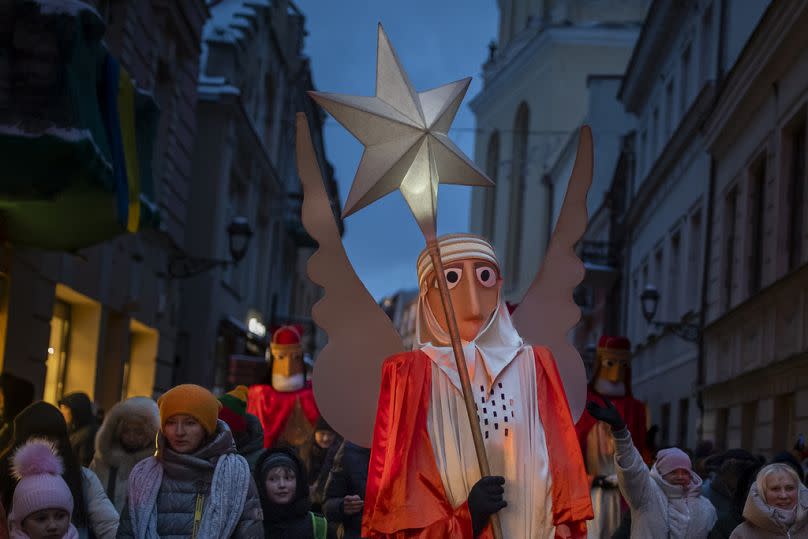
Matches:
[696,0,727,442]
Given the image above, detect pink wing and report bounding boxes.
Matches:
[296,113,405,448]
[511,126,593,421]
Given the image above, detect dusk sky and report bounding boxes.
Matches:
[296,0,499,300]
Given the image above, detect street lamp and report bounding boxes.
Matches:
[168,216,253,279]
[639,283,701,342]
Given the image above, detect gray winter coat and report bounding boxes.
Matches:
[116,422,263,538]
[614,428,717,539]
[90,397,160,513]
[730,482,808,538]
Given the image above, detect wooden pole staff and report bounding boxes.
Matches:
[427,238,504,539]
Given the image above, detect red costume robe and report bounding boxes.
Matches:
[247,382,320,448]
[362,346,593,538]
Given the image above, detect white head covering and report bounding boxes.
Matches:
[415,234,525,392]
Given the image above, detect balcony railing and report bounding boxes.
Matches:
[579,240,620,268]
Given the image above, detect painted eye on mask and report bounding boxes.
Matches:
[476,265,497,288]
[444,268,462,289]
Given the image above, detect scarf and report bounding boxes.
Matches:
[651,467,703,539]
[127,452,250,539]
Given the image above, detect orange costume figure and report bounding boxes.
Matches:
[575,335,647,539]
[294,32,597,535]
[247,325,320,448]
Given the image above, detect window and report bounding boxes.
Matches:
[507,103,530,285]
[654,247,664,317]
[715,407,729,450]
[45,300,71,404]
[723,187,739,311]
[483,131,500,240]
[263,73,276,147]
[687,209,702,310]
[669,232,681,319]
[741,401,758,451]
[773,393,795,454]
[680,45,691,114]
[678,398,690,446]
[700,6,714,84]
[748,154,766,294]
[660,403,671,447]
[786,118,806,270]
[639,129,648,178]
[665,81,674,136]
[641,262,649,334]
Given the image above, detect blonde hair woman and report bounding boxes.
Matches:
[730,462,808,538]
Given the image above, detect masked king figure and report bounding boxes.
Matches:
[575,335,647,539]
[360,234,593,539]
[248,324,320,448]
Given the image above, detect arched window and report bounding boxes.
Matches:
[483,131,500,240]
[507,102,529,285]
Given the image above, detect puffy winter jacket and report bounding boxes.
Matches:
[89,397,159,512]
[82,467,120,538]
[730,482,808,538]
[322,441,370,539]
[614,428,717,539]
[116,421,263,539]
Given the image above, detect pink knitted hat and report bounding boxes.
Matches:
[9,439,74,524]
[654,447,693,476]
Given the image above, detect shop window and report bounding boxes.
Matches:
[49,284,101,400]
[122,319,159,400]
[44,300,71,404]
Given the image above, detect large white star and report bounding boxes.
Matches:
[308,24,493,238]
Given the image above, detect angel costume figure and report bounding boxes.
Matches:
[575,335,647,539]
[359,234,594,538]
[248,324,320,448]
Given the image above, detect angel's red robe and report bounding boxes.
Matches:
[362,346,593,539]
[247,382,320,448]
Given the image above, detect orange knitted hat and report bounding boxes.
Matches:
[157,384,221,435]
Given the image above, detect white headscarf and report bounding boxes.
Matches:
[415,234,525,393]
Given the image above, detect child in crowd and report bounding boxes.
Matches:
[256,447,335,539]
[8,438,78,539]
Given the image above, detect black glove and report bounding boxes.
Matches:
[468,476,506,537]
[586,397,626,432]
[591,475,617,490]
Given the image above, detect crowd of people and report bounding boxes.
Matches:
[0,375,360,539]
[0,369,806,538]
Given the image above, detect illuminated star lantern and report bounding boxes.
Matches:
[308,24,493,239]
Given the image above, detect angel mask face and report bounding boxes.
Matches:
[417,234,504,345]
[425,259,502,342]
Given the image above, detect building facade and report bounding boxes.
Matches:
[700,0,808,455]
[619,0,770,449]
[176,0,340,391]
[545,76,636,377]
[0,0,209,412]
[469,0,647,302]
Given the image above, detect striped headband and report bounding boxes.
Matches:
[416,233,500,287]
